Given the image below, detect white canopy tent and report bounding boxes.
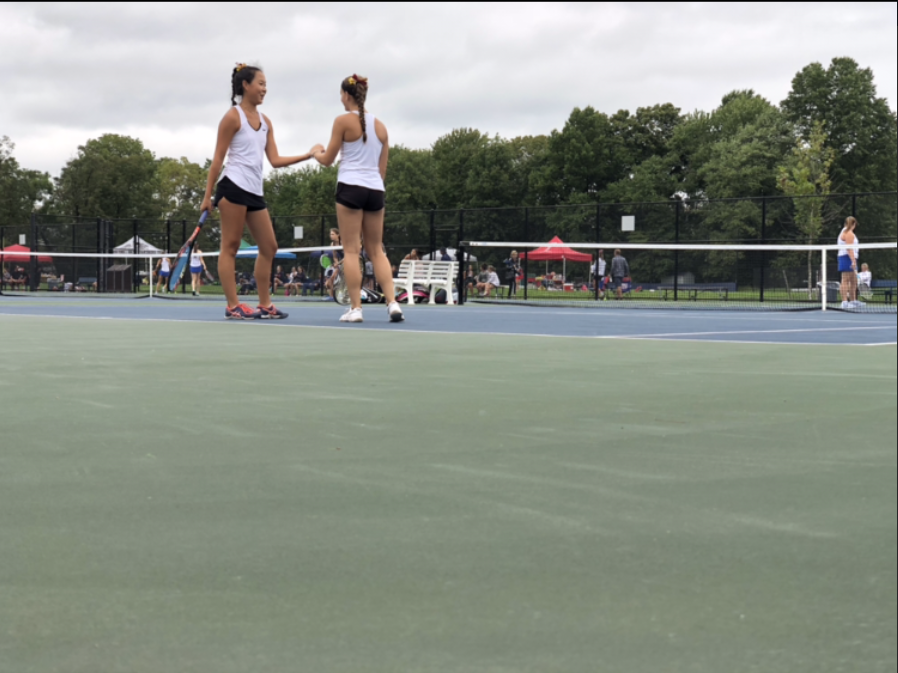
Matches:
[113,236,166,255]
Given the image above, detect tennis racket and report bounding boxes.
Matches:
[168,210,209,292]
[858,282,873,300]
[332,256,365,306]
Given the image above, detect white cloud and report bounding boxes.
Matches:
[2,2,895,176]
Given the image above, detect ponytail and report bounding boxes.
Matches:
[231,63,263,105]
[342,74,370,142]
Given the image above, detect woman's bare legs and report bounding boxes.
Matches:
[245,209,278,308]
[336,204,364,309]
[218,198,248,308]
[360,209,396,301]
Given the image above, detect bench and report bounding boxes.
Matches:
[76,277,98,292]
[395,260,458,305]
[870,280,896,305]
[657,283,736,301]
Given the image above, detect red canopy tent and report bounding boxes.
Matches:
[0,245,54,265]
[519,236,592,282]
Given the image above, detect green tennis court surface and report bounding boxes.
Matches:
[1,314,895,672]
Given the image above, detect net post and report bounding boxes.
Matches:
[821,247,827,312]
[523,207,529,301]
[148,255,154,298]
[320,215,326,297]
[759,198,767,303]
[674,199,681,302]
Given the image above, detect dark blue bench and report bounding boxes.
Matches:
[871,280,896,304]
[657,283,737,301]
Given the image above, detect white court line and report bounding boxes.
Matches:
[0,312,891,347]
[617,326,896,338]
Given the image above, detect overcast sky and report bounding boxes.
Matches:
[2,2,896,177]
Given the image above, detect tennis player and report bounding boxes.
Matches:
[837,217,862,309]
[200,63,323,320]
[313,75,403,323]
[154,256,171,294]
[190,247,207,296]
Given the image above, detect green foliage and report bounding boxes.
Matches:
[156,156,208,221]
[778,120,835,243]
[782,57,897,195]
[0,136,52,231]
[53,134,158,219]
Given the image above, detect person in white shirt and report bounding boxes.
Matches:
[857,263,872,289]
[313,74,404,324]
[189,247,207,296]
[837,216,862,309]
[200,63,322,320]
[154,256,172,294]
[592,250,607,298]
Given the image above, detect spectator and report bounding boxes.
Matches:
[272,265,288,294]
[238,271,257,295]
[463,265,477,298]
[404,249,420,262]
[475,263,490,296]
[439,247,452,262]
[391,264,398,277]
[857,263,872,290]
[503,251,521,298]
[364,257,375,290]
[592,250,607,298]
[610,249,630,300]
[9,266,28,288]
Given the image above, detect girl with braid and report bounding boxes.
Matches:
[200,63,323,320]
[313,75,404,323]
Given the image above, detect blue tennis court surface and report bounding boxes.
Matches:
[1,295,895,345]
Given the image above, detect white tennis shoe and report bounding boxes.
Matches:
[387,301,405,323]
[340,308,364,323]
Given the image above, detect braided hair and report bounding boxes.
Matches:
[341,74,369,142]
[231,64,263,105]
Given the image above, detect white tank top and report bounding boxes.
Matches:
[160,258,171,272]
[190,252,202,267]
[221,106,268,196]
[837,228,860,258]
[337,112,385,191]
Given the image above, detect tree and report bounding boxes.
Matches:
[782,57,897,196]
[156,157,208,222]
[538,107,627,205]
[431,128,489,208]
[52,134,159,219]
[0,136,52,233]
[778,121,836,290]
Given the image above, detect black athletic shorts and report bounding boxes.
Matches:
[214,177,268,212]
[335,182,385,212]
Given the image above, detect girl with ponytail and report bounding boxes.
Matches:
[200,63,323,320]
[313,75,404,324]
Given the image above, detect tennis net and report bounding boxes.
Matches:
[457,240,897,313]
[0,246,344,300]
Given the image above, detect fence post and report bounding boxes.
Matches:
[429,209,436,260]
[318,215,326,296]
[96,217,102,289]
[133,218,139,291]
[29,213,38,291]
[594,203,601,301]
[456,210,465,305]
[852,193,857,220]
[760,198,767,303]
[674,199,681,302]
[523,207,530,301]
[166,219,171,254]
[181,220,187,294]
